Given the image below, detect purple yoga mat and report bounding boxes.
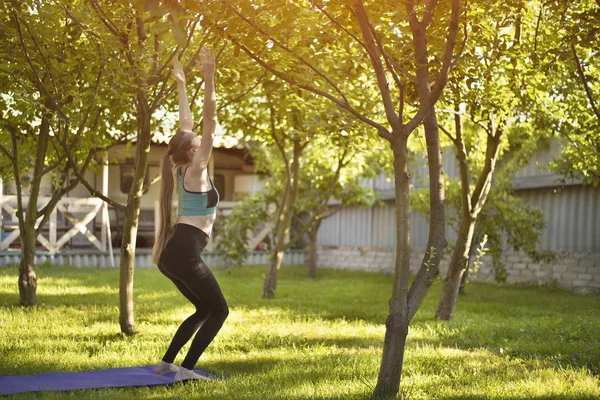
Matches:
[0,366,219,395]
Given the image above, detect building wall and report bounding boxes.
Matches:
[316,246,600,294]
[1,143,260,249]
[317,138,600,293]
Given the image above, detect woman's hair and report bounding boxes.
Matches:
[152,130,196,264]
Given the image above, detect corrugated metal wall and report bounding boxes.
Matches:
[514,139,561,178]
[519,186,600,252]
[317,203,460,253]
[318,139,600,253]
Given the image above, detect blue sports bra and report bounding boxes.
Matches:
[177,167,220,216]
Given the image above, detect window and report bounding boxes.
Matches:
[120,158,149,194]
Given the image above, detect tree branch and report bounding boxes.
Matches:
[405,0,460,133]
[423,0,440,27]
[0,135,15,162]
[316,3,416,83]
[315,4,371,54]
[55,132,126,211]
[437,109,492,134]
[351,0,401,130]
[216,25,391,136]
[280,210,325,252]
[268,100,291,171]
[219,0,351,104]
[9,126,26,232]
[471,123,503,215]
[151,31,208,111]
[22,18,59,98]
[35,151,93,224]
[368,14,403,94]
[283,145,349,251]
[12,10,67,120]
[571,44,600,122]
[450,24,468,71]
[90,0,124,42]
[438,123,457,145]
[399,82,406,122]
[39,161,61,178]
[142,174,161,193]
[58,2,101,39]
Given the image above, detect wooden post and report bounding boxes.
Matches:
[101,152,108,252]
[154,200,160,240]
[49,208,57,252]
[101,154,115,266]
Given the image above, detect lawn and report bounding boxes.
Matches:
[1,263,599,399]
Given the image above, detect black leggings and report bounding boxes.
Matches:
[157,223,229,370]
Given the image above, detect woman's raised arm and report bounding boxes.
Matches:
[192,47,217,169]
[173,57,193,132]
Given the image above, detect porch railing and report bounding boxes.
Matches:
[1,196,109,253]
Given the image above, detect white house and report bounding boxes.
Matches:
[0,139,263,253]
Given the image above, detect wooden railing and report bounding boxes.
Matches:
[1,197,271,254]
[0,196,108,253]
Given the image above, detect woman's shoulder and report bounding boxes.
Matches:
[184,164,208,180]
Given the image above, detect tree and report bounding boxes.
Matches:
[464,181,551,287]
[433,0,532,320]
[297,138,380,278]
[531,0,599,185]
[408,0,563,320]
[202,0,462,396]
[61,0,212,334]
[217,85,381,280]
[0,0,115,306]
[219,76,379,296]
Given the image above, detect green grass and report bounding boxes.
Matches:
[1,263,599,399]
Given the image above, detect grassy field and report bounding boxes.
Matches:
[0,263,599,399]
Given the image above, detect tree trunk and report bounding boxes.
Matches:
[18,225,37,307]
[435,216,476,320]
[263,250,284,298]
[262,136,301,298]
[374,135,411,398]
[436,118,502,320]
[18,112,51,306]
[119,207,139,334]
[406,111,446,321]
[459,261,470,294]
[307,221,320,278]
[118,98,152,335]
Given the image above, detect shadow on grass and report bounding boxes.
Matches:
[438,394,598,400]
[439,396,599,400]
[1,337,597,400]
[1,354,373,400]
[7,351,596,400]
[3,265,599,382]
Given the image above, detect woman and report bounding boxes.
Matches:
[151,48,228,382]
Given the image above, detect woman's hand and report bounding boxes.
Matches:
[173,57,185,84]
[199,47,215,78]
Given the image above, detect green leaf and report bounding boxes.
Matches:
[145,0,166,17]
[170,17,186,46]
[148,21,170,35]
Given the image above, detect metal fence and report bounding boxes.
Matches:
[0,249,307,268]
[318,139,600,253]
